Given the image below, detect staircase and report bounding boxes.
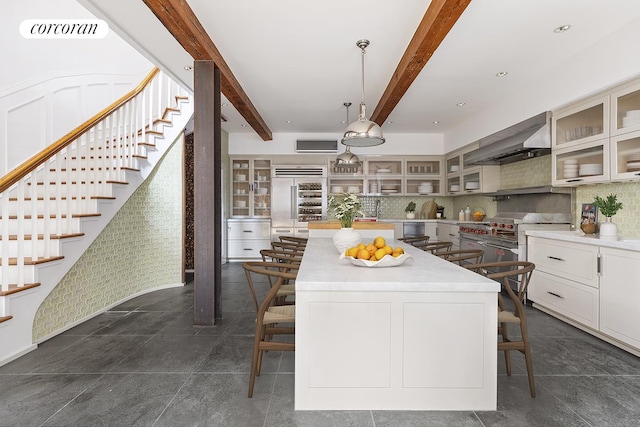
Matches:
[0,68,193,365]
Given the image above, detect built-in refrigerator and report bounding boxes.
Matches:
[270,166,327,241]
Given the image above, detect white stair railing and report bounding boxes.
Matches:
[0,68,188,291]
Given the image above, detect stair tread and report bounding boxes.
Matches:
[0,213,101,220]
[0,283,41,297]
[50,166,140,172]
[27,180,128,186]
[0,233,84,240]
[0,256,64,266]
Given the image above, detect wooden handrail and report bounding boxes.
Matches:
[0,67,160,193]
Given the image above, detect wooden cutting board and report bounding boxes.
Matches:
[420,200,437,219]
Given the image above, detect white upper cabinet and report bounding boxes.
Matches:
[552,75,640,185]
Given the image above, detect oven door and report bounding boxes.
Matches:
[478,239,520,292]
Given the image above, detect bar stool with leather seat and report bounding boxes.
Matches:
[465,260,537,397]
[242,261,298,397]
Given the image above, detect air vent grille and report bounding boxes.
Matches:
[295,140,338,153]
[272,166,327,177]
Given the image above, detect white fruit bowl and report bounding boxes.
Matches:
[340,253,413,268]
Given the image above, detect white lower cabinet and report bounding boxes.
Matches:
[528,270,599,329]
[528,236,640,354]
[599,247,640,349]
[436,222,459,249]
[227,219,271,260]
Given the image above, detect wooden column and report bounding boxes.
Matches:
[193,60,222,325]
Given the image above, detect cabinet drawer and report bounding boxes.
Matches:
[228,221,271,239]
[528,237,599,287]
[227,239,271,258]
[529,270,599,329]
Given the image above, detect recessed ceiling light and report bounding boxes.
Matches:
[241,124,247,127]
[554,24,571,33]
[221,102,228,107]
[496,71,508,77]
[456,102,466,107]
[286,120,292,124]
[386,121,393,124]
[433,121,440,124]
[184,65,193,71]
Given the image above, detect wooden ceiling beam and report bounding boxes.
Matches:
[142,0,272,141]
[370,0,472,125]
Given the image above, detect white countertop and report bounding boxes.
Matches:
[296,238,499,292]
[526,230,640,251]
[378,219,481,224]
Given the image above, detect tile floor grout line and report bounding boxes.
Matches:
[37,372,107,427]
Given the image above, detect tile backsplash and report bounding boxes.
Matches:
[575,181,640,236]
[500,156,551,189]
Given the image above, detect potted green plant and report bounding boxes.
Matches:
[328,192,364,252]
[593,193,623,237]
[405,201,416,219]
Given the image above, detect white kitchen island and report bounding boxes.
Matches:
[294,238,500,411]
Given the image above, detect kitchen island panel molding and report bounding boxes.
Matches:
[295,238,499,411]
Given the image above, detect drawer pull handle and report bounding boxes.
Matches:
[566,178,583,182]
[243,248,253,251]
[547,256,564,261]
[243,230,254,233]
[547,291,564,299]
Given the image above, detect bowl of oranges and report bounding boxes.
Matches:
[340,236,413,268]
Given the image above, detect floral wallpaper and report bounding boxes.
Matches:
[33,136,184,340]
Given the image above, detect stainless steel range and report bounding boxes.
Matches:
[459,212,572,264]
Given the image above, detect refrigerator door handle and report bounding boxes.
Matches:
[291,186,297,219]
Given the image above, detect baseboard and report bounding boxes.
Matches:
[0,343,38,367]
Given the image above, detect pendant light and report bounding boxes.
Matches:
[336,102,361,168]
[341,39,385,147]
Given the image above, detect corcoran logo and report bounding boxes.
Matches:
[20,19,109,39]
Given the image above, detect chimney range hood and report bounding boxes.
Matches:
[464,111,551,166]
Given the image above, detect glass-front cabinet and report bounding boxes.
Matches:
[552,95,609,149]
[611,130,640,180]
[552,75,640,185]
[231,158,271,217]
[553,140,608,185]
[611,79,640,137]
[404,157,443,195]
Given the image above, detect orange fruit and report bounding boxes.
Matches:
[356,249,371,260]
[357,243,366,250]
[366,243,377,255]
[373,236,386,249]
[383,245,393,255]
[345,247,358,258]
[374,248,387,261]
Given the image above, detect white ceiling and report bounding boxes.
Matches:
[81,0,640,140]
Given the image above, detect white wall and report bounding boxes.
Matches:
[443,15,640,152]
[228,132,445,156]
[1,0,152,176]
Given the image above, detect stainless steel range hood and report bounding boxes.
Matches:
[483,185,573,197]
[464,111,551,166]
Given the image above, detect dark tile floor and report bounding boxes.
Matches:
[2,263,640,426]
